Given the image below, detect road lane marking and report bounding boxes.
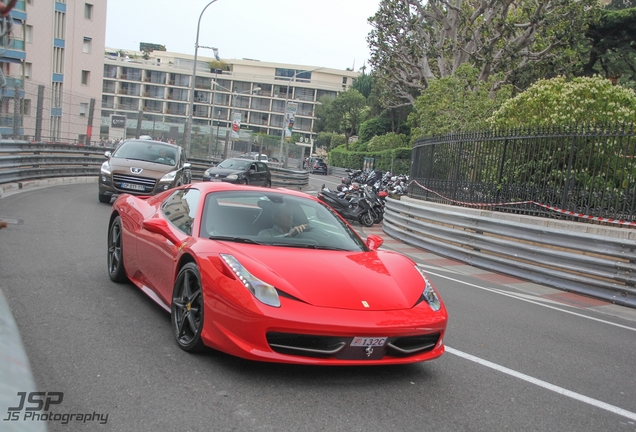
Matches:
[446,346,636,422]
[422,268,636,332]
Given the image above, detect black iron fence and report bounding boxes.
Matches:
[410,124,636,224]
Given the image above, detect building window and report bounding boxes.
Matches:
[24,62,31,79]
[79,102,88,116]
[25,25,33,43]
[81,70,90,85]
[27,0,34,4]
[22,99,32,116]
[85,3,93,19]
[83,37,92,53]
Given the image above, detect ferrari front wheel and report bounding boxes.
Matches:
[171,263,205,352]
[107,216,128,282]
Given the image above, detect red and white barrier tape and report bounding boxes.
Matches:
[408,180,636,227]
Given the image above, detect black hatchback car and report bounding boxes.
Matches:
[202,158,271,187]
[309,157,328,175]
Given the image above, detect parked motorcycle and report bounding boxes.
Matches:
[318,185,376,227]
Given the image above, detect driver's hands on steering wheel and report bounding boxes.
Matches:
[288,224,308,237]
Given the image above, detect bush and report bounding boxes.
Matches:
[367,132,408,152]
[488,75,636,128]
[358,117,392,143]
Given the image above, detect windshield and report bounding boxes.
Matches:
[218,159,250,170]
[200,191,367,251]
[112,141,177,166]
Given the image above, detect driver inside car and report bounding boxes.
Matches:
[155,149,175,165]
[258,204,308,238]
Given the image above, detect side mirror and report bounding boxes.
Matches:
[183,162,192,169]
[365,234,384,251]
[104,151,111,158]
[142,217,181,246]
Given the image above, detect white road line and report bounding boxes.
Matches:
[421,268,636,332]
[446,346,636,422]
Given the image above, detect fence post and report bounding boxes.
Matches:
[496,138,508,202]
[34,85,44,142]
[85,98,95,146]
[135,110,143,138]
[561,131,578,213]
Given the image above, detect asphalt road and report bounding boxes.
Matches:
[1,181,635,432]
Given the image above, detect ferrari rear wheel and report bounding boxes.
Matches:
[107,216,128,282]
[171,263,205,352]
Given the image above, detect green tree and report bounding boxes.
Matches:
[488,75,636,128]
[367,132,408,152]
[315,89,366,150]
[358,117,392,143]
[367,0,598,106]
[583,6,636,89]
[409,64,512,139]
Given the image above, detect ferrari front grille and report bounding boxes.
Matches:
[387,333,440,356]
[267,333,346,357]
[267,332,441,360]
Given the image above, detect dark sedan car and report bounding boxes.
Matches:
[202,158,271,187]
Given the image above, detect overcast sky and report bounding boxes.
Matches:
[105,0,381,71]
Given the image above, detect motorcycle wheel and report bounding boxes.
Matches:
[373,211,383,224]
[360,212,375,227]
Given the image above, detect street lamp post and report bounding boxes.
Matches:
[185,0,219,156]
[278,68,323,168]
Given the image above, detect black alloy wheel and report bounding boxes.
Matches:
[171,263,205,352]
[242,178,249,185]
[265,179,271,188]
[108,216,128,282]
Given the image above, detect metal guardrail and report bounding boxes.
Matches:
[0,141,309,190]
[0,289,48,432]
[383,196,636,308]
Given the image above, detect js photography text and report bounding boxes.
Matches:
[3,392,109,425]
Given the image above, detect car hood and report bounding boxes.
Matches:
[108,158,176,176]
[217,245,424,311]
[206,167,244,177]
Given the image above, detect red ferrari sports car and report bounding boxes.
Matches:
[107,182,448,365]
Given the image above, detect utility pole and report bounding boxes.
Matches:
[85,98,95,145]
[34,85,44,142]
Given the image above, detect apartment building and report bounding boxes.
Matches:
[100,48,360,145]
[0,0,27,137]
[0,0,106,142]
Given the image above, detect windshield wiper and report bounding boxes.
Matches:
[208,236,262,244]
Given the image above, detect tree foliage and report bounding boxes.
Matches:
[367,0,598,106]
[367,132,409,152]
[358,117,393,143]
[487,75,636,128]
[409,64,512,138]
[315,89,367,150]
[583,6,636,89]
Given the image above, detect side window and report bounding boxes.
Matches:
[162,188,200,235]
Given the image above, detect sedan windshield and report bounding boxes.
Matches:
[217,159,250,170]
[200,191,367,251]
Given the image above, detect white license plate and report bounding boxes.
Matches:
[121,182,145,191]
[211,179,222,182]
[350,337,387,347]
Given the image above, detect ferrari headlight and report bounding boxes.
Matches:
[227,174,238,180]
[220,254,280,307]
[415,266,441,311]
[159,171,177,182]
[100,161,111,175]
